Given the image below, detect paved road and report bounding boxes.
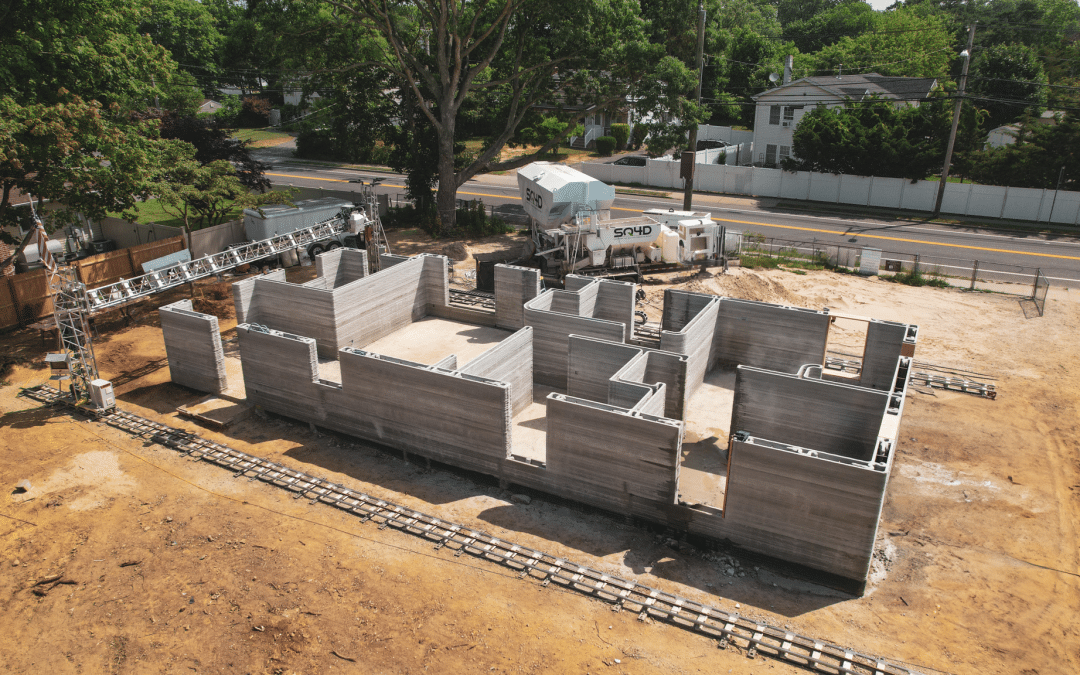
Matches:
[262,160,1080,289]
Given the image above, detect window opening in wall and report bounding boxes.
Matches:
[769,105,781,125]
[779,146,791,163]
[782,105,800,127]
[765,144,778,166]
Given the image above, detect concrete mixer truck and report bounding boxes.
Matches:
[516,162,737,281]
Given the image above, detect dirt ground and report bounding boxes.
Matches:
[2,232,1078,675]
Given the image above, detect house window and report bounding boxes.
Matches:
[769,105,781,125]
[782,106,801,127]
[779,146,791,163]
[765,144,778,166]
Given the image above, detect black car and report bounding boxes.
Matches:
[608,155,647,166]
[696,140,730,150]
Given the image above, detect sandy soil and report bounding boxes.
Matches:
[2,234,1078,675]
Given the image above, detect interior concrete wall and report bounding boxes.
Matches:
[237,324,513,475]
[731,366,889,461]
[714,298,830,373]
[861,320,914,391]
[545,394,683,512]
[721,436,889,585]
[525,294,626,388]
[232,269,286,324]
[459,327,534,416]
[566,336,688,419]
[660,291,721,396]
[246,277,338,357]
[314,248,369,288]
[159,300,227,394]
[336,348,512,474]
[594,280,637,337]
[238,254,449,358]
[494,264,541,330]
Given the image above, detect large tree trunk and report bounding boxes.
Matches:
[436,112,458,235]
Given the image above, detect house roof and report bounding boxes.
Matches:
[753,73,938,103]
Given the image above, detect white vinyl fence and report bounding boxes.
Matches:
[577,159,1080,225]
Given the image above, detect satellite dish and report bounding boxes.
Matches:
[768,72,779,83]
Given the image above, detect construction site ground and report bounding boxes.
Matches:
[1,228,1078,675]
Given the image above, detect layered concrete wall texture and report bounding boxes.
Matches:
[235,253,450,358]
[566,335,689,419]
[494,264,540,330]
[714,297,831,373]
[159,299,227,393]
[731,366,889,462]
[227,252,919,593]
[312,248,369,289]
[524,277,638,388]
[861,320,918,390]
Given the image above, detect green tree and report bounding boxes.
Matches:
[784,1,876,54]
[329,0,664,232]
[812,7,953,79]
[139,0,224,83]
[783,96,953,180]
[153,142,292,229]
[969,43,1049,130]
[0,94,163,230]
[965,111,1080,190]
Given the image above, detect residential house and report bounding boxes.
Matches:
[751,73,938,167]
[985,110,1059,149]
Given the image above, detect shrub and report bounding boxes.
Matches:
[610,123,630,151]
[595,135,616,156]
[455,200,513,236]
[630,124,648,150]
[238,96,271,127]
[295,128,335,159]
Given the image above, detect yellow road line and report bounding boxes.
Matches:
[269,172,1080,262]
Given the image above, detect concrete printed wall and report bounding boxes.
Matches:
[566,336,688,419]
[459,327,534,416]
[714,298,830,373]
[660,290,720,396]
[546,394,682,511]
[861,321,914,391]
[731,366,889,461]
[722,437,888,584]
[524,291,626,388]
[314,248,369,287]
[494,264,541,330]
[232,269,286,324]
[237,324,513,475]
[594,280,636,337]
[159,300,227,394]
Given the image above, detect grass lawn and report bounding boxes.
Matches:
[233,128,294,147]
[111,198,246,231]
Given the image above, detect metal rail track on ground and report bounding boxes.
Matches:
[20,384,919,675]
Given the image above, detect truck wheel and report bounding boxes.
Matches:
[325,241,342,251]
[308,243,325,258]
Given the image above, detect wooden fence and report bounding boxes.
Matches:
[0,235,187,331]
[0,269,53,330]
[73,236,186,289]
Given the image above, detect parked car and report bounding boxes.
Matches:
[608,155,647,166]
[696,140,730,150]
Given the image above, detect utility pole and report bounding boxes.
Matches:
[933,23,976,217]
[682,0,707,211]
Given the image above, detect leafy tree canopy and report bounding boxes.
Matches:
[783,1,876,54]
[969,42,1049,129]
[812,7,953,79]
[783,96,954,180]
[964,111,1080,190]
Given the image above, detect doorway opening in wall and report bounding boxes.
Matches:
[824,314,869,382]
[675,365,738,516]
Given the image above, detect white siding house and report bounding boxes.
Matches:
[751,74,938,167]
